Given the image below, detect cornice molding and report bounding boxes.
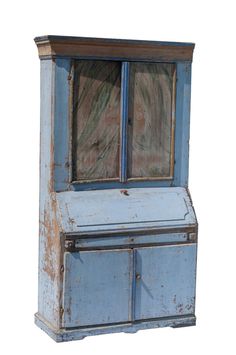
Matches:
[34,35,195,61]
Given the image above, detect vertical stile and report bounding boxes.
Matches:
[131,249,136,322]
[68,59,74,184]
[120,62,130,182]
[170,66,177,178]
[173,62,192,186]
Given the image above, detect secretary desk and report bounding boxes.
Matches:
[34,35,197,342]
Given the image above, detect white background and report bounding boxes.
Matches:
[1,0,235,353]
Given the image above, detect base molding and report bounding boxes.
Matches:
[35,313,196,342]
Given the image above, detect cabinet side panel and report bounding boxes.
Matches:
[54,58,71,191]
[173,62,192,186]
[38,59,61,328]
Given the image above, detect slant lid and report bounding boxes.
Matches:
[55,187,197,235]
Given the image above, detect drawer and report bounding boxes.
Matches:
[65,232,196,250]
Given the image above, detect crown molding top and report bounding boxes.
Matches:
[34,35,195,62]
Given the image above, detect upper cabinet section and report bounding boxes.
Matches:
[71,60,175,183]
[35,36,194,191]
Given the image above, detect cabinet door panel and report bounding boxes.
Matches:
[128,62,175,179]
[63,249,133,327]
[72,60,121,181]
[134,244,196,320]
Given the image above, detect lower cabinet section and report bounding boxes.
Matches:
[62,243,197,329]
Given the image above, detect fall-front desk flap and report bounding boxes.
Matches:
[55,187,197,235]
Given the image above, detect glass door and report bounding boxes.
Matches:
[72,60,176,184]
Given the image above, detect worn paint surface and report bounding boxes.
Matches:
[62,243,196,328]
[128,63,175,179]
[35,36,196,342]
[38,59,62,329]
[63,249,133,327]
[55,187,196,234]
[134,244,196,319]
[72,60,121,181]
[54,58,71,191]
[35,312,196,342]
[173,62,192,186]
[74,232,189,249]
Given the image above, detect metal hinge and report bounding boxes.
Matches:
[188,233,197,243]
[65,239,75,251]
[60,307,64,317]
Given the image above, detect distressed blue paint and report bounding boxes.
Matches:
[71,179,172,191]
[120,62,129,182]
[54,58,71,191]
[35,311,196,342]
[56,187,196,234]
[63,249,133,327]
[74,232,189,249]
[131,249,136,322]
[35,37,197,343]
[38,59,61,328]
[173,62,192,187]
[134,244,196,319]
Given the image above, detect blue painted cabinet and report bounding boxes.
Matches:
[34,35,197,342]
[63,243,196,328]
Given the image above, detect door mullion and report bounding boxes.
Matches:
[120,62,130,182]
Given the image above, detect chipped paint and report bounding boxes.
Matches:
[35,37,197,342]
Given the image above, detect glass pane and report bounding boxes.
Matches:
[128,62,175,179]
[72,61,121,181]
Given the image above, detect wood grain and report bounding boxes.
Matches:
[127,62,175,179]
[72,60,121,181]
[35,36,194,62]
